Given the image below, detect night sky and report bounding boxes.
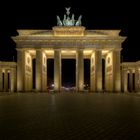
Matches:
[0,0,130,61]
[0,0,132,86]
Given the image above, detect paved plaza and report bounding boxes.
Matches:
[0,93,140,140]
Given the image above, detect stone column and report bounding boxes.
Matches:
[135,68,139,92]
[121,69,124,92]
[29,56,33,91]
[14,67,17,92]
[10,68,14,92]
[17,49,26,91]
[8,72,11,92]
[10,68,16,92]
[36,49,47,92]
[42,56,47,92]
[29,66,33,91]
[76,49,84,91]
[36,49,42,91]
[4,70,8,91]
[129,70,133,92]
[95,50,102,92]
[123,70,128,92]
[0,68,2,91]
[90,52,95,92]
[90,50,102,92]
[112,50,121,92]
[54,49,61,91]
[105,54,112,92]
[138,72,140,92]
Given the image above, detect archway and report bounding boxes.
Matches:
[62,59,76,91]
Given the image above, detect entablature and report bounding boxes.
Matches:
[16,29,122,37]
[121,61,140,70]
[12,29,126,50]
[0,61,17,69]
[15,39,123,48]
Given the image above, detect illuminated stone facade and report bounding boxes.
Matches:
[1,8,138,93]
[8,26,127,92]
[1,25,139,93]
[121,61,140,92]
[0,62,17,92]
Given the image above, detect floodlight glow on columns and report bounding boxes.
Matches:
[102,50,109,55]
[45,50,54,55]
[45,50,54,58]
[28,50,36,55]
[2,69,5,73]
[7,70,10,73]
[61,50,76,54]
[83,50,93,55]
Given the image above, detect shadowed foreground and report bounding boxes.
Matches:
[0,93,140,140]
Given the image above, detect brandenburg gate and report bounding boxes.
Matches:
[11,8,126,92]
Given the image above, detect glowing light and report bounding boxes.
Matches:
[28,50,36,54]
[102,50,109,55]
[2,69,5,73]
[7,70,10,73]
[83,50,93,55]
[45,50,54,55]
[61,50,76,54]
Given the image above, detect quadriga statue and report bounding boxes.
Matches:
[56,7,82,26]
[56,16,63,26]
[75,15,82,26]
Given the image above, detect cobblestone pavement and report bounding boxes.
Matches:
[0,93,140,140]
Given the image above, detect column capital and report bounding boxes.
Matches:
[77,48,84,51]
[36,48,44,51]
[94,48,102,51]
[54,48,61,51]
[16,48,26,52]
